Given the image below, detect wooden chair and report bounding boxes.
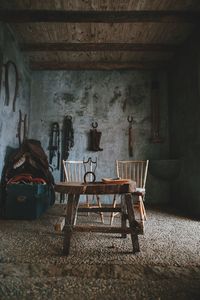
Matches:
[63,159,104,223]
[110,160,149,233]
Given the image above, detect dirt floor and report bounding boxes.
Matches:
[0,204,200,300]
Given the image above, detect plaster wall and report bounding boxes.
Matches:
[0,24,31,174]
[30,70,169,203]
[169,32,200,217]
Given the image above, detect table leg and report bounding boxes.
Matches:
[63,193,80,255]
[125,193,140,253]
[121,196,127,238]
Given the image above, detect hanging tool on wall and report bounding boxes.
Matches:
[48,122,60,170]
[89,122,103,151]
[61,115,74,162]
[150,81,163,143]
[127,116,133,157]
[60,115,74,202]
[4,60,19,112]
[17,110,27,146]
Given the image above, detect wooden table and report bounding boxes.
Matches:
[55,181,141,255]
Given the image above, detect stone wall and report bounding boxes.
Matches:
[30,70,169,203]
[0,24,31,175]
[1,21,200,211]
[0,24,171,205]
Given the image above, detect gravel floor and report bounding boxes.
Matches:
[0,204,200,300]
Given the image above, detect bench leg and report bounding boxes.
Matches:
[125,193,140,253]
[121,196,127,238]
[63,193,79,255]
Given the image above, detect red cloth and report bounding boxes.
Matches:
[7,174,47,185]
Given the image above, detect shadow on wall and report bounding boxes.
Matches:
[146,159,181,205]
[149,159,181,181]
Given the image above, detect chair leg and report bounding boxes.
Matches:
[141,199,147,221]
[86,195,90,216]
[96,195,104,224]
[110,194,117,225]
[138,196,145,234]
[133,197,145,234]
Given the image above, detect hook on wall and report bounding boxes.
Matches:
[92,121,98,129]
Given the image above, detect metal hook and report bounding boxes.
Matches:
[127,116,133,123]
[92,121,98,129]
[84,171,96,183]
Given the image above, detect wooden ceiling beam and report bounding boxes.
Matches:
[21,42,177,52]
[30,61,168,71]
[0,10,200,23]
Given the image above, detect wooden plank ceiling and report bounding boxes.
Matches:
[0,0,200,70]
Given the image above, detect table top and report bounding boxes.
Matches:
[55,180,136,195]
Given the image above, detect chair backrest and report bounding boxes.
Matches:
[63,160,95,182]
[116,160,149,188]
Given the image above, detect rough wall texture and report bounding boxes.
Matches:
[1,24,200,212]
[30,70,169,203]
[0,24,31,174]
[169,32,200,217]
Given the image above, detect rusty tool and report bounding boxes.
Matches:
[60,115,74,203]
[17,110,27,146]
[90,122,103,151]
[48,122,60,170]
[127,116,133,157]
